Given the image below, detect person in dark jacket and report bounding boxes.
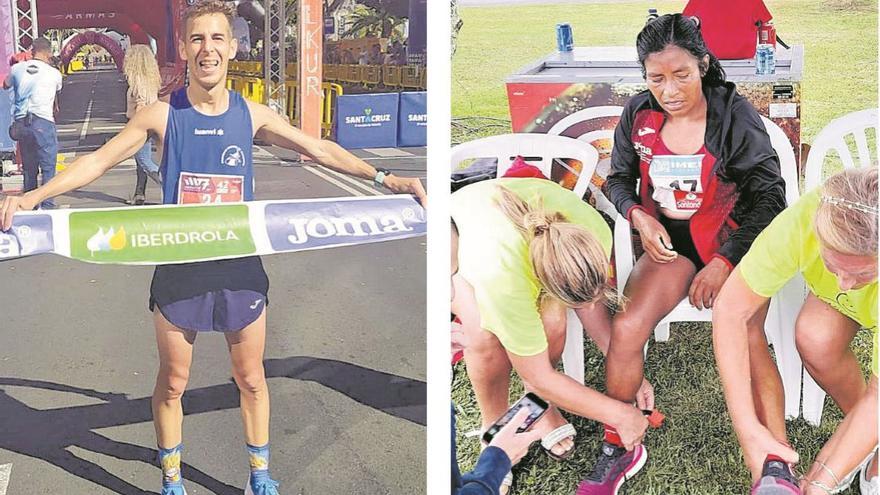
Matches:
[579,14,786,494]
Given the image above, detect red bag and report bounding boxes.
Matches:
[683,0,773,59]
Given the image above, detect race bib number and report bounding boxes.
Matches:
[178,172,244,204]
[649,154,704,219]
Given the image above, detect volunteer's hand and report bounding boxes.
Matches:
[612,405,649,451]
[488,407,544,465]
[636,378,655,411]
[688,257,731,310]
[741,425,799,480]
[384,175,427,208]
[631,209,676,263]
[0,193,38,231]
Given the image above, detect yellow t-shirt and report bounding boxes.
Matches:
[739,189,878,374]
[451,178,613,356]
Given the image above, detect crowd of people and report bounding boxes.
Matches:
[451,13,877,495]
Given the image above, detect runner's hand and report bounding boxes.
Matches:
[636,378,655,411]
[630,209,676,263]
[687,258,731,310]
[613,405,649,451]
[741,425,799,480]
[0,193,37,231]
[383,175,427,208]
[488,408,544,465]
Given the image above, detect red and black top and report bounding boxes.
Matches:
[604,82,786,269]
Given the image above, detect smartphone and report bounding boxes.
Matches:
[482,393,548,444]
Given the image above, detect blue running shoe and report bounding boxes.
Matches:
[245,471,280,495]
[160,482,187,495]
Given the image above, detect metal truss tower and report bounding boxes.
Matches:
[263,0,286,115]
[11,0,38,51]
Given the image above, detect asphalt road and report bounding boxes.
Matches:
[0,69,426,494]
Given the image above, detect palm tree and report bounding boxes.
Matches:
[341,4,405,38]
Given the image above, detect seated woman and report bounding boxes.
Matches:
[592,13,787,492]
[452,177,651,494]
[714,167,878,495]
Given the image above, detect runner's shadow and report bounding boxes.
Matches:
[0,355,425,493]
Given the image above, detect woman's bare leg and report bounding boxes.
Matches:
[453,273,512,431]
[607,255,696,403]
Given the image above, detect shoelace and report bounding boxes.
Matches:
[585,444,624,482]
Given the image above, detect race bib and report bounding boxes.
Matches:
[178,172,244,204]
[649,154,704,220]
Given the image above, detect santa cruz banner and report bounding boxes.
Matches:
[0,195,425,265]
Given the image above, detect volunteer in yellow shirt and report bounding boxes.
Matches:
[452,177,651,493]
[713,167,878,495]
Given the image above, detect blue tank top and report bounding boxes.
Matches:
[161,88,254,204]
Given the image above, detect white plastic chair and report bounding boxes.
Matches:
[450,133,600,384]
[613,116,813,422]
[547,106,625,220]
[799,108,878,424]
[804,108,878,191]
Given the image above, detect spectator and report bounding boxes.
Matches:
[369,44,382,64]
[3,37,62,209]
[122,45,162,205]
[358,48,369,65]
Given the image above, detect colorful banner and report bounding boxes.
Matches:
[0,195,425,265]
[336,93,400,149]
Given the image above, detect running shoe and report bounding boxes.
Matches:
[245,472,281,495]
[159,483,187,495]
[575,442,647,495]
[750,457,801,494]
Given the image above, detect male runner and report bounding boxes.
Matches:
[0,2,426,494]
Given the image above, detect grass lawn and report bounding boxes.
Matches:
[452,0,877,144]
[451,1,877,493]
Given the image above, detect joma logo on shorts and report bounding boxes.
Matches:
[286,213,414,245]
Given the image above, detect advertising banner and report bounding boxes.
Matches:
[0,195,426,265]
[336,93,400,149]
[397,91,427,147]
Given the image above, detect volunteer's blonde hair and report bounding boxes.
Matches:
[122,45,160,105]
[815,166,878,256]
[495,186,619,308]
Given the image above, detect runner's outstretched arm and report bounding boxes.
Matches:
[247,101,427,206]
[0,101,169,230]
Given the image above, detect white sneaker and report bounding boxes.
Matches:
[861,451,879,495]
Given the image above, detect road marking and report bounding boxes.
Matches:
[57,128,78,133]
[311,164,381,196]
[253,146,274,158]
[362,148,414,157]
[0,463,11,495]
[93,125,125,131]
[79,100,94,141]
[302,165,365,196]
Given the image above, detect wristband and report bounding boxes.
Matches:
[374,168,391,187]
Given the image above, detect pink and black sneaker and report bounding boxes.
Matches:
[576,442,647,495]
[750,456,801,494]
